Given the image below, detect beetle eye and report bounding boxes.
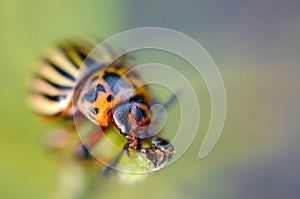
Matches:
[112,104,131,134]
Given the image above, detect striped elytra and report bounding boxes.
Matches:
[28,38,130,118]
[28,38,176,174]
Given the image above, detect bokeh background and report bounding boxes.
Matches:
[1,0,300,198]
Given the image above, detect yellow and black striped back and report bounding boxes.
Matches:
[28,38,128,119]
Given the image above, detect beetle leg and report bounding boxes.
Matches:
[78,144,94,160]
[163,91,181,110]
[102,142,130,176]
[76,128,105,160]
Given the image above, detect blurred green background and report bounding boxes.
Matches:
[1,0,300,198]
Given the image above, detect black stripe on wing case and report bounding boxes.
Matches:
[59,46,81,69]
[76,50,97,67]
[37,75,73,91]
[45,59,76,81]
[42,93,67,101]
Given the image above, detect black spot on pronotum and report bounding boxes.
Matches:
[103,72,120,91]
[103,72,131,92]
[82,89,98,103]
[90,107,99,115]
[106,95,114,102]
[135,107,147,123]
[96,84,106,93]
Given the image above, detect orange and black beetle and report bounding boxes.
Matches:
[28,38,175,174]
